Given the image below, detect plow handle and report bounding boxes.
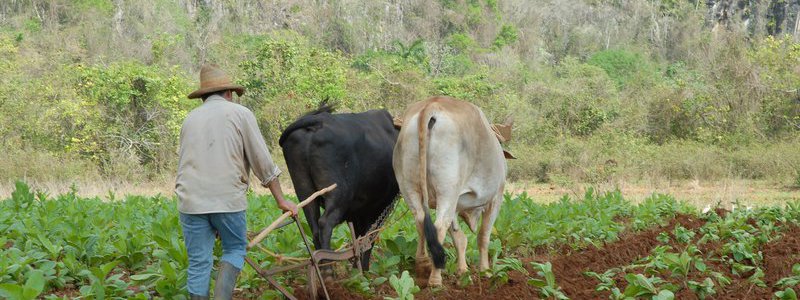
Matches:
[248,184,337,249]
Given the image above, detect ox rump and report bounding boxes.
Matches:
[393,96,508,287]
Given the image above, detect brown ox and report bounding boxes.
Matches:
[393,96,507,286]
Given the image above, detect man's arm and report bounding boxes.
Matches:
[239,109,298,216]
[266,178,297,216]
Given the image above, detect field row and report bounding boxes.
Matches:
[1,181,799,299]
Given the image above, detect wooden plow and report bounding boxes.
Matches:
[245,183,384,300]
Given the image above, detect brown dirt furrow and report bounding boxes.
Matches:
[546,214,705,299]
[413,271,539,299]
[289,214,705,300]
[762,224,800,286]
[295,270,540,300]
[715,224,800,299]
[413,215,702,299]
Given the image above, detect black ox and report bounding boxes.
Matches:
[278,103,399,270]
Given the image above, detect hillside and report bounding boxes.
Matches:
[0,0,798,189]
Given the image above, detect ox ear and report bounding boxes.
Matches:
[503,149,516,159]
[492,123,512,143]
[492,115,513,143]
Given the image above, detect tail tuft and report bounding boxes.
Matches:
[423,212,446,269]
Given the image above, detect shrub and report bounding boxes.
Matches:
[63,62,193,173]
[238,33,348,143]
[537,57,620,137]
[749,35,800,137]
[493,24,519,50]
[588,49,653,89]
[447,33,476,53]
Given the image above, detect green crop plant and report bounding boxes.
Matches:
[613,274,675,300]
[776,288,799,300]
[776,264,800,289]
[585,268,620,293]
[0,270,46,300]
[385,271,419,300]
[672,226,696,244]
[686,278,716,299]
[486,257,527,287]
[77,260,136,299]
[528,262,569,300]
[341,271,372,296]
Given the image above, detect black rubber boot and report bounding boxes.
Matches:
[213,261,241,300]
[190,294,209,300]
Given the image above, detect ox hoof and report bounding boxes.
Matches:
[479,263,491,273]
[415,258,433,276]
[428,277,443,287]
[456,264,469,276]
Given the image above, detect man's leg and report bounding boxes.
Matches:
[209,211,247,299]
[180,213,216,298]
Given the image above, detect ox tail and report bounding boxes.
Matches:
[423,210,445,268]
[418,103,445,269]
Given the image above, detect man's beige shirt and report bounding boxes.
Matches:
[175,95,281,214]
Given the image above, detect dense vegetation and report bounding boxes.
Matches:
[2,182,800,299]
[0,0,799,185]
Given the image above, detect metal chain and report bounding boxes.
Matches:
[349,197,403,247]
[369,197,399,233]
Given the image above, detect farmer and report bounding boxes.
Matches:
[175,64,298,300]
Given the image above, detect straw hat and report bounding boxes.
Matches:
[187,64,245,99]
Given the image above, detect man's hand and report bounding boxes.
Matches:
[266,177,298,216]
[277,199,298,216]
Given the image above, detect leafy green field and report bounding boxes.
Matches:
[1,181,800,299]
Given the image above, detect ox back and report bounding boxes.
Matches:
[278,104,400,270]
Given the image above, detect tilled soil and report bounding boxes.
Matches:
[713,224,800,300]
[295,268,540,300]
[284,214,800,300]
[546,214,705,299]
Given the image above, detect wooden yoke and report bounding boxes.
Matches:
[248,184,337,249]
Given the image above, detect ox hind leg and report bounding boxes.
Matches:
[401,192,435,282]
[283,139,323,251]
[449,220,468,275]
[428,190,459,287]
[312,187,348,280]
[478,193,503,272]
[352,220,373,272]
[317,190,347,251]
[296,187,323,251]
[305,143,351,274]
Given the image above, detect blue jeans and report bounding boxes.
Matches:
[180,211,247,296]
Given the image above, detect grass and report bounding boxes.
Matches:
[507,179,800,208]
[3,178,797,209]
